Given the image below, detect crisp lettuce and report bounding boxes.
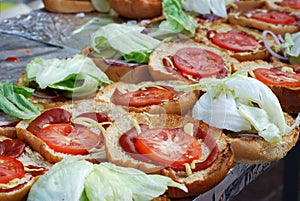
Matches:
[275,31,300,64]
[176,73,297,143]
[25,54,111,98]
[160,0,198,37]
[0,82,40,119]
[28,159,187,201]
[84,163,188,201]
[90,23,161,63]
[27,158,94,201]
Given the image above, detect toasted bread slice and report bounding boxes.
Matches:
[228,9,300,35]
[95,80,200,115]
[195,21,270,61]
[265,0,300,14]
[0,136,51,201]
[16,100,128,164]
[105,112,234,198]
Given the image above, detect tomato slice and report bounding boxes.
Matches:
[135,127,202,166]
[280,0,300,9]
[35,123,102,155]
[0,139,26,158]
[0,156,24,184]
[111,86,174,107]
[211,30,259,52]
[251,11,296,25]
[253,67,300,87]
[173,47,225,78]
[27,108,72,135]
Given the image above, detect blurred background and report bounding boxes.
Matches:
[0,0,44,20]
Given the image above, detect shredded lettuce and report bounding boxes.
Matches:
[90,23,161,63]
[182,0,234,18]
[0,82,40,119]
[25,54,111,98]
[275,31,300,64]
[28,159,187,201]
[176,73,297,143]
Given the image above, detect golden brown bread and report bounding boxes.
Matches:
[228,9,300,35]
[42,0,96,13]
[108,0,162,19]
[226,113,299,164]
[95,80,200,115]
[234,0,266,12]
[16,99,128,164]
[195,20,270,62]
[265,0,300,14]
[105,112,234,198]
[0,136,51,201]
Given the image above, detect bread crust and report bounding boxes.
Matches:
[105,112,234,198]
[42,0,95,13]
[80,46,153,83]
[228,9,300,35]
[16,100,128,164]
[235,0,266,12]
[265,0,300,14]
[108,0,162,19]
[148,40,239,82]
[95,80,200,115]
[195,21,270,62]
[226,113,299,164]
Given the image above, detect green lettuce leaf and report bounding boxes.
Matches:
[275,32,300,64]
[161,0,198,37]
[85,163,188,201]
[90,23,161,63]
[25,54,111,98]
[27,158,94,201]
[0,82,40,119]
[176,73,293,142]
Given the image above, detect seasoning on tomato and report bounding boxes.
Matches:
[134,127,202,166]
[111,86,175,107]
[0,155,24,184]
[172,47,226,78]
[251,10,296,25]
[211,30,259,52]
[253,67,300,88]
[280,0,300,10]
[35,123,103,155]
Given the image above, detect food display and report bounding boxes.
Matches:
[1,0,300,200]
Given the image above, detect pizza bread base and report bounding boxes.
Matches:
[148,40,240,82]
[195,21,270,62]
[80,46,153,83]
[16,100,128,164]
[42,0,95,13]
[227,113,299,164]
[105,112,234,198]
[228,11,300,35]
[108,0,162,19]
[95,80,201,115]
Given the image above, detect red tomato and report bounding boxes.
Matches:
[280,0,300,9]
[254,67,300,87]
[0,139,26,158]
[35,123,102,155]
[27,108,72,135]
[173,47,225,78]
[251,11,296,25]
[0,156,24,184]
[211,30,259,52]
[111,86,174,107]
[135,128,202,166]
